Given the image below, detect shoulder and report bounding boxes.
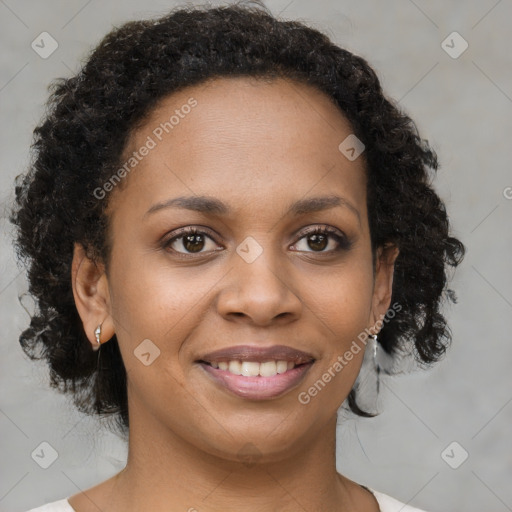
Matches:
[25,498,74,512]
[371,488,430,512]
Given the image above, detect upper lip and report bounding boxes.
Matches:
[198,344,315,364]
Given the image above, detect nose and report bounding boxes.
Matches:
[216,243,303,326]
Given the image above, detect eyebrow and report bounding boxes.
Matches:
[144,194,361,223]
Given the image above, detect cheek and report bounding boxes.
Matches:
[107,250,215,369]
[310,255,374,330]
[305,254,374,383]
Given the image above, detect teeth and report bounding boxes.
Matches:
[208,360,297,376]
[259,361,277,377]
[276,361,288,374]
[241,361,259,376]
[228,360,242,375]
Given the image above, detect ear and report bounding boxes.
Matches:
[71,243,115,348]
[369,243,400,332]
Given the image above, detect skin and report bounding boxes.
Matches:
[70,76,399,512]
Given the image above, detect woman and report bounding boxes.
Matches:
[11,3,464,511]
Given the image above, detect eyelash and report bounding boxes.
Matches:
[162,225,352,259]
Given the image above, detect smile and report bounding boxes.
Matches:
[197,359,314,400]
[209,359,295,376]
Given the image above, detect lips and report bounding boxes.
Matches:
[196,344,316,400]
[198,344,315,365]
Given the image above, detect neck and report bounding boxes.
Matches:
[105,409,362,511]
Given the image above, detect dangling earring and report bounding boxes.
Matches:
[369,333,378,359]
[365,333,381,395]
[368,334,381,390]
[350,332,380,413]
[93,324,102,351]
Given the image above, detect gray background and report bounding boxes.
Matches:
[1,1,511,511]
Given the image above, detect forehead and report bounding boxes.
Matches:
[107,76,367,219]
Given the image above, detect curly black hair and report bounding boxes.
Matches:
[10,1,464,434]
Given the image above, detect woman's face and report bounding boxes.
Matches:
[87,77,396,461]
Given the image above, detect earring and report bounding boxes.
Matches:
[368,333,378,359]
[368,333,381,393]
[350,332,380,412]
[93,324,102,351]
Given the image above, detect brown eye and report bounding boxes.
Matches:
[306,232,328,251]
[292,226,352,253]
[164,228,219,255]
[181,233,206,253]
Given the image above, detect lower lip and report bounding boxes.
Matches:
[198,362,314,400]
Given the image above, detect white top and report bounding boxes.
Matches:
[25,489,428,511]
